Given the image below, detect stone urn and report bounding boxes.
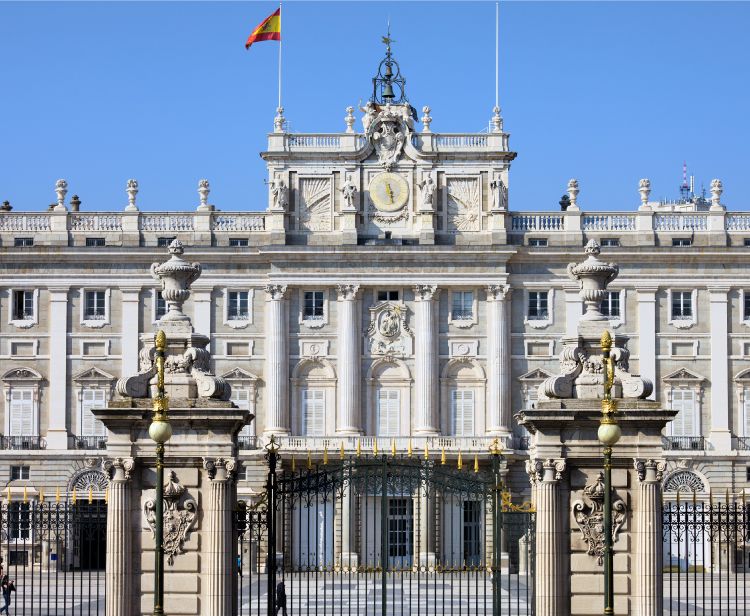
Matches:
[567,240,618,321]
[150,240,202,323]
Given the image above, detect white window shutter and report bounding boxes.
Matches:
[671,389,695,436]
[377,389,400,437]
[232,388,255,436]
[745,389,750,436]
[10,389,34,436]
[81,389,106,436]
[451,390,475,436]
[303,389,325,436]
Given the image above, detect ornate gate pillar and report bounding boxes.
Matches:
[634,459,666,616]
[105,457,134,616]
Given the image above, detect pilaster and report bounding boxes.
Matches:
[105,457,134,616]
[47,287,69,449]
[192,289,214,353]
[413,285,439,434]
[634,459,666,616]
[486,284,512,434]
[120,288,141,377]
[336,284,361,434]
[264,284,289,434]
[637,288,658,400]
[709,287,731,450]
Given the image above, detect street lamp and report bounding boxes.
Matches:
[598,330,620,616]
[149,330,172,616]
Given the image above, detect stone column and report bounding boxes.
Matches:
[637,288,658,400]
[340,474,358,567]
[634,459,666,616]
[413,285,439,434]
[203,458,236,616]
[47,288,69,449]
[486,285,512,435]
[264,285,289,434]
[337,284,361,434]
[120,288,141,377]
[529,458,567,616]
[105,457,134,616]
[416,480,436,567]
[709,287,731,450]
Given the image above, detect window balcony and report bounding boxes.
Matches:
[733,436,750,451]
[451,310,474,320]
[515,435,532,451]
[663,436,706,451]
[74,436,107,450]
[238,436,258,450]
[1,436,46,450]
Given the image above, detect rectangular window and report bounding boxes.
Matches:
[744,387,750,438]
[85,237,105,247]
[14,237,33,247]
[527,291,549,320]
[226,342,249,356]
[85,290,106,320]
[9,551,28,566]
[155,291,167,320]
[670,389,696,436]
[671,291,693,320]
[451,291,474,320]
[745,238,750,247]
[229,238,249,247]
[600,291,620,318]
[9,389,34,436]
[232,388,255,437]
[601,238,620,247]
[9,503,31,540]
[746,467,750,482]
[672,238,692,247]
[744,292,750,321]
[463,500,482,566]
[301,389,325,436]
[387,498,413,565]
[13,290,34,320]
[451,389,475,436]
[81,389,106,437]
[376,389,400,437]
[157,236,176,247]
[228,291,249,320]
[10,466,29,481]
[303,291,325,320]
[377,290,400,302]
[529,238,548,247]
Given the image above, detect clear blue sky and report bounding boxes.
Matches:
[1,1,748,213]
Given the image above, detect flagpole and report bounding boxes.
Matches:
[278,2,282,110]
[495,1,499,109]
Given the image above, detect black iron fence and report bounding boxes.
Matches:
[236,446,535,615]
[663,496,749,614]
[0,498,106,615]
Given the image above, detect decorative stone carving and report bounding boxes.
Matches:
[526,458,566,483]
[634,459,666,483]
[568,240,619,322]
[447,178,480,232]
[300,340,329,359]
[418,174,436,211]
[299,178,332,231]
[344,106,355,133]
[663,470,706,493]
[413,284,438,301]
[638,179,651,208]
[366,104,409,170]
[273,106,285,133]
[150,240,202,324]
[336,284,360,301]
[264,284,287,300]
[366,301,412,356]
[710,179,723,210]
[203,457,237,480]
[197,179,210,211]
[567,178,580,210]
[491,105,502,133]
[573,472,627,565]
[125,179,139,212]
[267,174,288,211]
[490,176,508,211]
[487,284,511,302]
[144,471,198,566]
[421,106,432,132]
[70,469,109,492]
[108,457,135,481]
[55,179,68,211]
[340,175,357,211]
[449,339,478,358]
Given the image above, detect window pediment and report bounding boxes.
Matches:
[518,368,553,382]
[2,367,43,384]
[221,367,260,382]
[663,368,706,383]
[73,367,116,384]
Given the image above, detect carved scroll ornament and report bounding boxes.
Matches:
[573,472,626,565]
[144,471,198,565]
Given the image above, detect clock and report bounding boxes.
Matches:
[368,172,409,212]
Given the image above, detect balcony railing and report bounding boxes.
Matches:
[75,436,107,450]
[663,436,706,451]
[733,436,750,451]
[1,436,46,450]
[238,436,258,450]
[515,436,532,451]
[258,435,517,454]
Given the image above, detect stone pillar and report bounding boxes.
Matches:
[413,285,439,434]
[340,477,358,567]
[203,458,236,616]
[105,457,134,616]
[634,459,666,616]
[530,458,567,616]
[47,288,69,449]
[120,288,141,377]
[192,289,214,352]
[564,288,582,338]
[337,284,361,434]
[637,288,658,400]
[264,285,289,434]
[709,287,732,450]
[486,285,512,435]
[417,480,436,566]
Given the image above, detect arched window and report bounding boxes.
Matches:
[291,359,336,436]
[440,359,486,436]
[366,359,411,436]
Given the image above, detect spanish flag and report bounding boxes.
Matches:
[245,8,281,49]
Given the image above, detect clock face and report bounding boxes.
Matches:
[368,172,409,212]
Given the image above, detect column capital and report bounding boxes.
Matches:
[105,456,135,481]
[336,284,361,301]
[264,284,288,300]
[486,284,511,301]
[526,457,566,484]
[634,458,666,483]
[413,284,439,301]
[203,456,237,481]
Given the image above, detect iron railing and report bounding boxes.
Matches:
[238,436,258,450]
[1,435,46,450]
[733,436,750,450]
[74,436,107,450]
[663,436,706,451]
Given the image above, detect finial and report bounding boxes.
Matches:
[474,454,479,473]
[391,439,396,457]
[638,178,651,209]
[54,179,68,211]
[600,330,612,353]
[323,445,328,465]
[39,489,45,503]
[566,179,580,210]
[356,438,361,457]
[125,179,139,211]
[340,441,345,460]
[306,449,312,469]
[421,106,432,132]
[489,437,503,456]
[373,438,379,456]
[344,106,355,133]
[407,439,413,457]
[274,106,286,133]
[491,106,503,133]
[155,330,167,352]
[457,450,463,470]
[197,179,211,211]
[70,195,81,212]
[424,441,429,460]
[710,179,724,210]
[440,447,446,465]
[0,200,12,212]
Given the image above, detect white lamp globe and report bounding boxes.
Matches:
[149,419,173,444]
[598,422,622,447]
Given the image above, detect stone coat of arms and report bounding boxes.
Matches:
[573,472,626,565]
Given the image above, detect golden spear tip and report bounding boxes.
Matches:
[440,447,446,465]
[391,439,396,457]
[600,330,612,351]
[323,446,328,465]
[424,441,429,460]
[457,450,463,470]
[55,487,60,503]
[356,439,361,457]
[340,441,345,460]
[473,454,479,473]
[23,486,28,504]
[39,489,45,503]
[306,450,312,470]
[88,486,93,504]
[407,439,413,457]
[373,438,379,456]
[156,329,167,350]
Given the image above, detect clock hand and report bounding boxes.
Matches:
[386,183,394,203]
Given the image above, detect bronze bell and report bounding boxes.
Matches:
[382,82,395,100]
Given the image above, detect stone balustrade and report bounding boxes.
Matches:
[261,434,515,454]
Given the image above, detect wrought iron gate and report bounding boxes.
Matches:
[662,495,750,614]
[236,443,535,615]
[0,496,107,615]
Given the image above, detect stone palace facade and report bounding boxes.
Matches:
[1,47,749,568]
